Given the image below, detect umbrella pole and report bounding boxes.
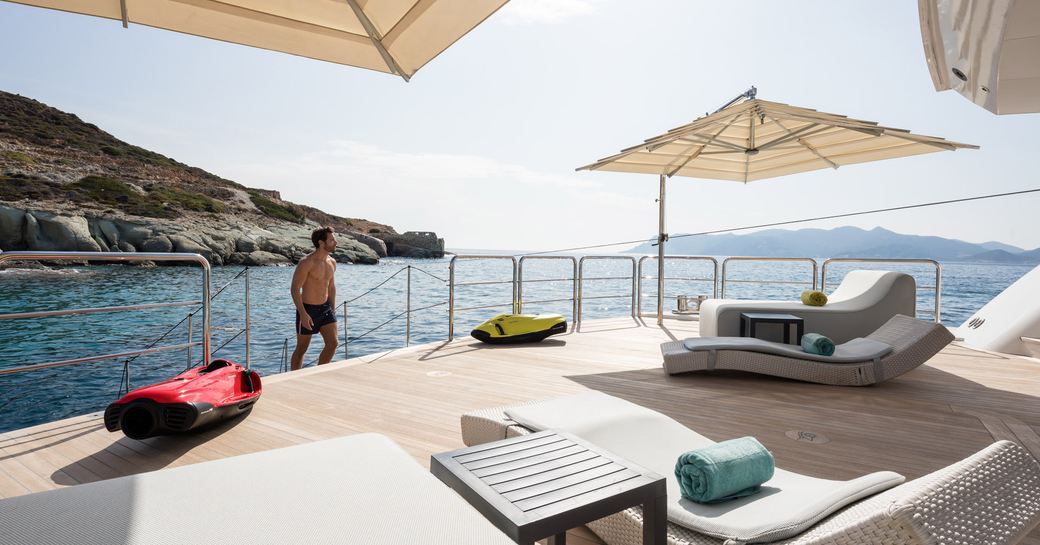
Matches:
[657,174,666,325]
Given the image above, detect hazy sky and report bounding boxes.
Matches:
[1,0,1038,251]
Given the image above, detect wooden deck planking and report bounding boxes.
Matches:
[1,317,1039,543]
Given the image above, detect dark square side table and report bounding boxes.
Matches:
[739,312,805,345]
[431,430,667,545]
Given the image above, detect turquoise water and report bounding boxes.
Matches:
[0,257,1033,432]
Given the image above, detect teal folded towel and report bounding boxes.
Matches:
[801,333,835,356]
[674,437,775,503]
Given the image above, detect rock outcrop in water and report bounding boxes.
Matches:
[0,91,445,264]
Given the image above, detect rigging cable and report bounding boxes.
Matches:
[524,186,1040,256]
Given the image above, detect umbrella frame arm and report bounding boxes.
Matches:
[343,0,410,81]
[713,86,757,113]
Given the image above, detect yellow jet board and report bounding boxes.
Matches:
[471,314,567,344]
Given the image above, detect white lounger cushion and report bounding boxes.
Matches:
[505,392,904,544]
[682,337,894,364]
[700,270,916,343]
[0,433,515,545]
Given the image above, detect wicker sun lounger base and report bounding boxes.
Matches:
[461,397,1040,545]
[661,315,954,386]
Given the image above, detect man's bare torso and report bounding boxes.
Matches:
[299,252,336,305]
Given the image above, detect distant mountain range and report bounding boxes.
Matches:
[628,226,1040,263]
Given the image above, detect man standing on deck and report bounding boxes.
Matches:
[290,226,339,370]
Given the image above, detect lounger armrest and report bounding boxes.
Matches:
[461,404,533,446]
[892,440,1040,545]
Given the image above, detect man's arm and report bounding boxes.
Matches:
[327,259,336,307]
[291,259,314,330]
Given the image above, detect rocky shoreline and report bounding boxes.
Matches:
[0,203,445,266]
[0,91,444,266]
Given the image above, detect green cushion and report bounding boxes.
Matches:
[801,290,828,306]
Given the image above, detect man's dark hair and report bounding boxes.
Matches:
[311,226,334,249]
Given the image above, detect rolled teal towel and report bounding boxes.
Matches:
[674,437,775,503]
[801,290,828,306]
[801,333,835,356]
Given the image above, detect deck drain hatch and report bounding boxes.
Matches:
[426,370,451,377]
[785,430,830,444]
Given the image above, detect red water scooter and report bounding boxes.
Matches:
[104,359,262,440]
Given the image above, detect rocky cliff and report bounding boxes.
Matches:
[0,91,444,265]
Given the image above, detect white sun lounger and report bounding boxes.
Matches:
[0,434,516,545]
[700,270,917,344]
[461,392,1040,545]
[662,315,953,386]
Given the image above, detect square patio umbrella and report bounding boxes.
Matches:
[577,87,978,324]
[5,0,509,80]
[919,0,1040,114]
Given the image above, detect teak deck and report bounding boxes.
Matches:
[2,318,1039,544]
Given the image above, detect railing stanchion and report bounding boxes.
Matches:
[244,268,251,370]
[186,313,193,370]
[632,258,638,319]
[202,261,212,365]
[448,257,456,340]
[571,259,578,331]
[343,303,349,358]
[517,258,525,314]
[577,258,584,329]
[512,257,519,314]
[406,266,411,347]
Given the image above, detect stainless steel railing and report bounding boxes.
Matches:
[821,258,942,322]
[448,255,518,340]
[0,251,213,376]
[636,256,718,316]
[517,256,578,327]
[720,257,818,298]
[279,253,947,366]
[577,256,638,327]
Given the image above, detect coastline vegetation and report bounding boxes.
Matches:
[248,190,304,223]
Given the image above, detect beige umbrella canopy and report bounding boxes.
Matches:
[578,88,978,322]
[6,0,509,81]
[919,0,1040,114]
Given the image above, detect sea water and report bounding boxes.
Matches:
[0,257,1033,432]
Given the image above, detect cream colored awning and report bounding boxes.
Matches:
[578,90,977,325]
[578,97,978,182]
[919,0,1040,115]
[6,0,509,80]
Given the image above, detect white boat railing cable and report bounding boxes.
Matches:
[0,251,214,382]
[521,186,1040,257]
[821,258,942,322]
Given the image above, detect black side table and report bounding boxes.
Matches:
[431,429,667,545]
[739,312,805,345]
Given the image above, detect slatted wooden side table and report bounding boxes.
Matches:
[431,429,666,545]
